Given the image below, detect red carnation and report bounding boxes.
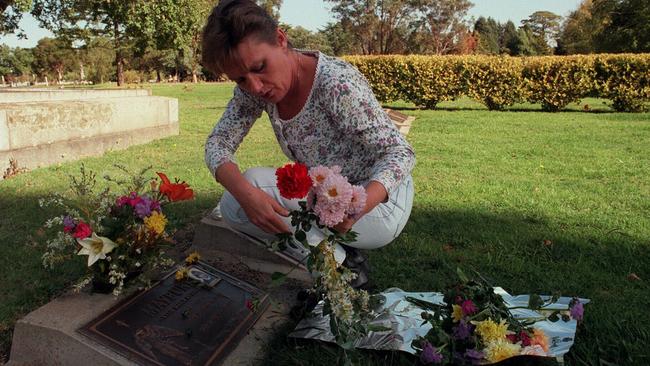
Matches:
[275,163,312,199]
[72,221,92,239]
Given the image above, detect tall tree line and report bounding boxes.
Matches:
[2,0,649,84]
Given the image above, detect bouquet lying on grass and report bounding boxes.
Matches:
[409,269,586,365]
[273,162,374,346]
[40,165,193,296]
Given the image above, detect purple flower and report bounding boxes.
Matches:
[464,349,485,365]
[134,196,160,218]
[63,216,76,233]
[570,298,584,322]
[420,341,443,364]
[452,319,473,340]
[63,215,75,228]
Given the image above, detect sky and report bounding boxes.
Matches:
[1,0,584,48]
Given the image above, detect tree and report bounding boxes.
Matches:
[129,0,215,83]
[521,10,562,54]
[594,0,650,53]
[31,36,74,82]
[410,0,473,55]
[326,0,415,55]
[1,0,31,36]
[557,0,599,54]
[317,22,352,55]
[81,36,115,84]
[474,16,499,54]
[31,0,146,86]
[256,0,282,21]
[284,24,334,55]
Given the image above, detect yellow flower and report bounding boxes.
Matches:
[175,267,189,281]
[484,339,522,363]
[77,233,117,267]
[185,251,201,265]
[144,211,167,235]
[452,304,463,322]
[474,319,508,343]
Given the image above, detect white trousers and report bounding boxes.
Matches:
[219,167,414,263]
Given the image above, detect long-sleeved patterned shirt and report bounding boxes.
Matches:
[204,52,415,195]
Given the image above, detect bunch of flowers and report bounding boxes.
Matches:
[409,270,586,365]
[274,162,371,345]
[40,165,193,296]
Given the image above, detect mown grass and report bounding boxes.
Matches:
[1,83,649,365]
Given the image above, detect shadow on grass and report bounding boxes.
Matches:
[2,190,648,365]
[256,205,649,366]
[384,105,619,114]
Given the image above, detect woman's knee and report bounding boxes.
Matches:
[219,191,247,226]
[242,167,276,187]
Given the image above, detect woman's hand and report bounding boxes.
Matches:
[239,187,291,234]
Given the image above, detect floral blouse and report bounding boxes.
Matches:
[204,52,415,195]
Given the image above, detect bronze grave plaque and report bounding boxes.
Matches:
[79,261,269,366]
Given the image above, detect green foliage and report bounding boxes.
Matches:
[285,25,334,55]
[345,55,407,102]
[594,0,650,53]
[31,36,75,81]
[0,44,34,80]
[0,0,32,35]
[401,56,463,109]
[344,54,650,112]
[460,56,524,110]
[522,56,596,111]
[594,54,650,112]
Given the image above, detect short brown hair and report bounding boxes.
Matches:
[201,0,278,76]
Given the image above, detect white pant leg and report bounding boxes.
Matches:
[346,175,414,250]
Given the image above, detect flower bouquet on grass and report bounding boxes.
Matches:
[40,165,193,296]
[408,269,586,365]
[272,162,374,347]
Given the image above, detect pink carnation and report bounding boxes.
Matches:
[347,185,367,218]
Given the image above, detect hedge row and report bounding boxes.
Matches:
[343,54,650,112]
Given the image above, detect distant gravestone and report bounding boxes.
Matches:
[384,109,415,135]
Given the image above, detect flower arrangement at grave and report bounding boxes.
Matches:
[40,165,193,296]
[272,162,373,346]
[408,269,586,365]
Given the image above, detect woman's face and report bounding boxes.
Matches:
[222,29,293,104]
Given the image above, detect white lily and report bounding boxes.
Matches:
[77,233,117,267]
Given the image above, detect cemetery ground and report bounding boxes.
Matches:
[1,83,649,365]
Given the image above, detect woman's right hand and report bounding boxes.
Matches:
[239,187,291,234]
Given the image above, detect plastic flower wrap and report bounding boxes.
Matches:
[409,269,586,365]
[40,165,193,296]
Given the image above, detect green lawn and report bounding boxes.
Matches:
[1,83,649,365]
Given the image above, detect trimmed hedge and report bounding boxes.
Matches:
[343,54,650,112]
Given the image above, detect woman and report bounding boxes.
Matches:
[201,0,415,285]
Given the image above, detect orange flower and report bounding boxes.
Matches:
[157,172,194,202]
[530,328,549,353]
